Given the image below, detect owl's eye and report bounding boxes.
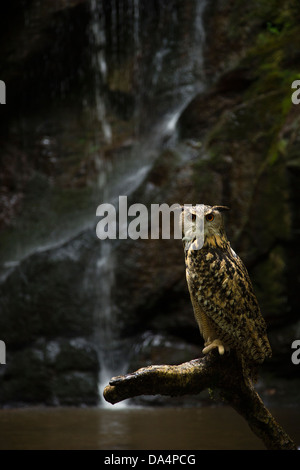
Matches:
[205,213,214,222]
[191,213,196,222]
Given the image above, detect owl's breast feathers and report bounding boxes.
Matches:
[185,239,272,366]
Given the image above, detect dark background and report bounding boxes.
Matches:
[0,0,300,408]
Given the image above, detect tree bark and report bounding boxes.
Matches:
[103,351,297,450]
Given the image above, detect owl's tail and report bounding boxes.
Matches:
[240,355,259,387]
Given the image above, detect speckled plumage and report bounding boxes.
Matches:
[181,204,272,380]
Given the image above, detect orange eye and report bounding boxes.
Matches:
[205,213,214,222]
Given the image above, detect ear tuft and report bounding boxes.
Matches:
[212,205,230,212]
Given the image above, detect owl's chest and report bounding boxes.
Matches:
[185,249,230,294]
[186,248,224,275]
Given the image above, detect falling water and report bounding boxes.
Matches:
[90,0,112,144]
[89,0,207,406]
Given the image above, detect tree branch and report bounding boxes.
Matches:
[103,351,297,450]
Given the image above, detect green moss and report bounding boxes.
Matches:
[252,246,288,318]
[203,0,299,208]
[228,0,299,42]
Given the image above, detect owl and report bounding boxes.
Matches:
[180,204,272,379]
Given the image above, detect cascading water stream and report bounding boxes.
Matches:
[90,0,112,144]
[89,0,207,406]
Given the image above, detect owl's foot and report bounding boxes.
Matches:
[202,339,227,356]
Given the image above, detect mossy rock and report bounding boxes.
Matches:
[53,371,99,406]
[0,348,52,405]
[49,338,99,374]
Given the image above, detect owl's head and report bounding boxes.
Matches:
[180,204,230,250]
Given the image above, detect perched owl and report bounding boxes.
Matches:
[180,204,272,380]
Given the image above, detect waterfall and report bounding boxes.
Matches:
[90,0,112,144]
[88,0,207,406]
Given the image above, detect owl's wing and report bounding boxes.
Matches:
[187,247,272,364]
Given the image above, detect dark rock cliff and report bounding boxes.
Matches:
[0,0,299,406]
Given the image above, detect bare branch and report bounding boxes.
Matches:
[103,351,297,450]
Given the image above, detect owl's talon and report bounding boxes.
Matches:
[202,339,226,356]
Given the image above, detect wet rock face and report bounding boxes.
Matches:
[0,231,96,346]
[0,230,100,406]
[0,338,99,406]
[1,0,300,406]
[0,0,208,406]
